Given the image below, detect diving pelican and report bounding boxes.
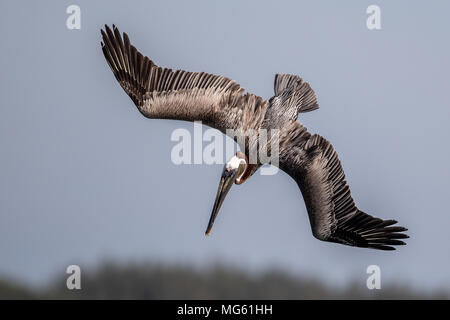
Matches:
[100,25,408,250]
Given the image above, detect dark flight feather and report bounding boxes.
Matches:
[279,126,408,250]
[100,25,267,140]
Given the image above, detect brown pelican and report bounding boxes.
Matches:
[100,25,408,250]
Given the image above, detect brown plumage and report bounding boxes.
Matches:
[100,25,408,250]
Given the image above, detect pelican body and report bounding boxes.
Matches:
[101,25,408,250]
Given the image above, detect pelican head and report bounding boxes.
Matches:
[205,151,251,236]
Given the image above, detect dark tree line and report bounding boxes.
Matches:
[0,261,448,299]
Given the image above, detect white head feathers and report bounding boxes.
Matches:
[226,155,246,171]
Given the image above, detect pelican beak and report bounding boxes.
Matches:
[205,167,237,236]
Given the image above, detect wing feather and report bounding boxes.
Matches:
[279,123,408,250]
[100,25,267,135]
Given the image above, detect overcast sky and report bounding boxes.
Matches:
[1,0,449,292]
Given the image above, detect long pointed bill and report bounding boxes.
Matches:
[205,168,237,236]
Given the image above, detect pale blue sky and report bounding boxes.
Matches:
[1,0,449,291]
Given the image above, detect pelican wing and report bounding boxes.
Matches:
[279,123,408,250]
[101,25,267,135]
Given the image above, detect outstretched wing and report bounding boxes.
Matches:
[100,25,267,135]
[279,122,408,250]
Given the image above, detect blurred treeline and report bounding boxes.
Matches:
[0,261,448,299]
